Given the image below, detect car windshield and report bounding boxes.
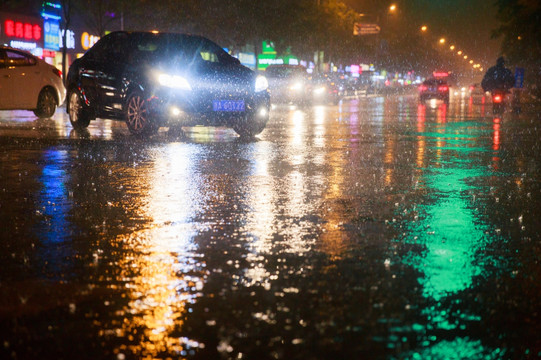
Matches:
[129,33,237,67]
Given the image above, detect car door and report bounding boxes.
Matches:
[76,41,105,110]
[77,33,130,118]
[0,49,40,109]
[0,49,13,108]
[94,33,131,117]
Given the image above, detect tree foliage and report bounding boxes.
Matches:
[493,0,541,85]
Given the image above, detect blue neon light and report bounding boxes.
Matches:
[41,12,62,20]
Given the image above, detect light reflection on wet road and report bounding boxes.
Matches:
[1,94,540,359]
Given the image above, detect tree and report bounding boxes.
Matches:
[60,0,74,85]
[493,0,541,92]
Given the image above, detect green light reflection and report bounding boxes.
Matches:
[395,117,503,358]
[409,167,487,302]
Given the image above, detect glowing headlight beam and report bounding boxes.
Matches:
[290,82,303,91]
[255,75,268,92]
[157,73,192,90]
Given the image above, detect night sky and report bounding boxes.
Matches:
[344,0,502,68]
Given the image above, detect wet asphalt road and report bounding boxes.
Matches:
[1,93,540,359]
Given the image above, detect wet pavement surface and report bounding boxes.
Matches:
[1,94,540,359]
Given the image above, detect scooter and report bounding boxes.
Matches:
[491,90,507,115]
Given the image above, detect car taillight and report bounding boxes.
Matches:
[438,85,448,92]
[419,85,427,91]
[52,67,62,78]
[493,94,503,103]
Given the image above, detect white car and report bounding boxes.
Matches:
[265,64,311,105]
[0,46,66,118]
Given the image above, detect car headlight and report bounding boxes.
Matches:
[290,82,303,91]
[255,75,268,92]
[157,73,192,90]
[314,86,326,94]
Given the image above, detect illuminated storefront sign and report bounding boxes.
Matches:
[350,64,360,77]
[237,52,256,68]
[9,40,37,51]
[4,19,42,41]
[1,16,43,51]
[258,40,278,70]
[258,56,283,65]
[59,29,76,49]
[42,49,56,57]
[433,71,449,78]
[81,32,100,50]
[41,1,62,21]
[44,20,60,50]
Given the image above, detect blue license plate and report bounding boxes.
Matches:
[213,100,245,112]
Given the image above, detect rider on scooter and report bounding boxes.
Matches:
[481,57,515,94]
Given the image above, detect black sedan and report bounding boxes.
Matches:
[66,31,270,137]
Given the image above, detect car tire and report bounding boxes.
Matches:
[125,91,159,137]
[68,89,91,129]
[233,110,268,138]
[33,88,57,118]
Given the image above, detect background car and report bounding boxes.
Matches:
[265,64,311,105]
[66,31,270,137]
[0,46,66,118]
[419,78,450,104]
[311,74,344,104]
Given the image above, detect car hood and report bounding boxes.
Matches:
[144,60,255,93]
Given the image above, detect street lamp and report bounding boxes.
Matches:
[439,38,446,44]
[420,25,427,32]
[449,45,455,50]
[457,50,463,55]
[389,4,397,12]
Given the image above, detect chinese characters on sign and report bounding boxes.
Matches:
[4,19,42,40]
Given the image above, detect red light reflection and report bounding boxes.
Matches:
[492,117,501,170]
[437,104,447,123]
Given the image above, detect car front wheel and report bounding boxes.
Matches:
[33,88,57,118]
[233,109,269,138]
[125,91,159,136]
[68,89,91,129]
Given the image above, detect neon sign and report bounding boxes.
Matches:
[81,32,100,50]
[4,19,42,40]
[10,40,37,51]
[433,71,449,78]
[59,29,76,49]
